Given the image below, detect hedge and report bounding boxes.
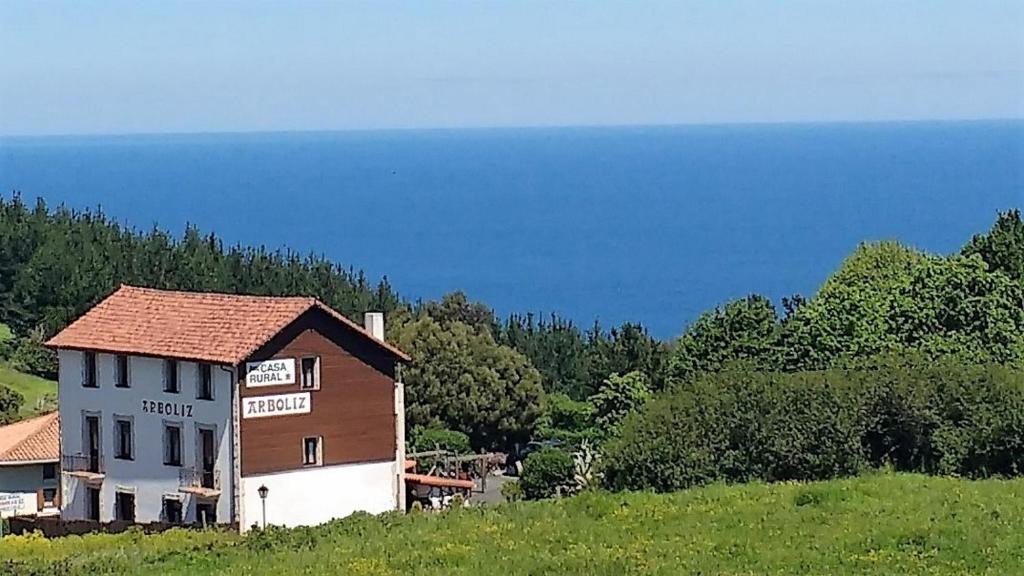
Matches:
[602,355,1024,492]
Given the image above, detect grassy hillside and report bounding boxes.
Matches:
[1,473,1021,575]
[0,363,57,419]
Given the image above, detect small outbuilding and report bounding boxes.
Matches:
[0,412,61,517]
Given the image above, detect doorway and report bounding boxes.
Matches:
[86,486,100,521]
[198,427,216,489]
[85,414,101,472]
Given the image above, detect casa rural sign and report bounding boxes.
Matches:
[242,392,311,419]
[246,358,296,387]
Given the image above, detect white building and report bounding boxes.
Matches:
[0,412,61,518]
[47,285,409,529]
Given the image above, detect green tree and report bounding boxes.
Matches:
[890,253,1024,363]
[408,426,472,455]
[390,312,544,450]
[590,371,651,433]
[779,242,1024,369]
[534,393,597,446]
[420,291,499,337]
[779,242,927,370]
[10,325,57,380]
[501,313,593,399]
[667,294,779,383]
[963,208,1024,281]
[0,386,24,425]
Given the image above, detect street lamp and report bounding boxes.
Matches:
[257,484,269,529]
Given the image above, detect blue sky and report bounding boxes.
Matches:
[1,1,1022,136]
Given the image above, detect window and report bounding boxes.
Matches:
[164,359,179,393]
[86,486,100,522]
[197,363,214,400]
[114,491,135,522]
[302,436,322,466]
[162,497,183,524]
[115,355,129,388]
[39,488,58,510]
[163,424,182,466]
[83,351,98,388]
[300,357,320,390]
[114,417,133,460]
[42,463,57,481]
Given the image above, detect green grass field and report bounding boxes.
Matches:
[0,363,57,419]
[1,473,1021,575]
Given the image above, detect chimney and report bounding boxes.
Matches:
[364,312,385,341]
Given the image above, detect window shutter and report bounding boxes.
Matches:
[55,486,62,508]
[36,488,44,511]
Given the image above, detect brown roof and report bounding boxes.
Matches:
[46,285,410,364]
[0,412,59,465]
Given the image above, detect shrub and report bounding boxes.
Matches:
[534,393,598,447]
[589,371,651,434]
[9,326,57,380]
[409,427,472,455]
[500,479,523,502]
[602,357,1024,492]
[0,386,24,425]
[520,447,574,500]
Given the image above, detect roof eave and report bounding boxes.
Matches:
[0,458,59,466]
[47,344,237,366]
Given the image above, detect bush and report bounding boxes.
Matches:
[520,447,574,500]
[602,356,1024,492]
[500,479,523,502]
[0,386,24,425]
[0,323,12,361]
[408,427,472,455]
[9,326,57,380]
[534,393,598,447]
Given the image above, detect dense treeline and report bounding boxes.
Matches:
[596,209,1024,493]
[0,194,403,338]
[0,193,662,448]
[1,192,1021,461]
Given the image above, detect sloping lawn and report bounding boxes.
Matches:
[1,473,1022,575]
[0,363,57,419]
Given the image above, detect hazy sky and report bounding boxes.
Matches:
[2,1,1022,136]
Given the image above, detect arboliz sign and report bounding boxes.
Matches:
[242,392,311,419]
[246,358,295,387]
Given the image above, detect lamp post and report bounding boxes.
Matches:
[257,484,269,529]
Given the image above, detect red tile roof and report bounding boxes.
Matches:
[46,285,410,364]
[0,412,59,465]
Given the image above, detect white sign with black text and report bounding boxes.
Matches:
[0,493,24,514]
[242,392,311,419]
[246,358,296,387]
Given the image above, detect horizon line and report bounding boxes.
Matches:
[2,116,1022,141]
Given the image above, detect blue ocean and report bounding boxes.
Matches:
[1,121,1021,338]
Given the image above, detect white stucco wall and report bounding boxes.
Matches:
[239,460,396,531]
[0,463,60,516]
[58,350,234,524]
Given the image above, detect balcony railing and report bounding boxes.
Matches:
[179,467,221,495]
[62,453,104,481]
